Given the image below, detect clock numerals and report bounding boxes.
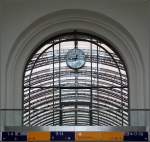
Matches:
[66,49,85,69]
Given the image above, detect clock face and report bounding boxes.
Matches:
[66,48,85,69]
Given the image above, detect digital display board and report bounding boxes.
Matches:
[76,132,124,141]
[99,132,124,141]
[1,130,149,142]
[27,131,50,141]
[76,132,99,141]
[124,131,148,141]
[51,131,75,141]
[2,131,27,141]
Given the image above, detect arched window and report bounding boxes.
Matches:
[23,32,129,126]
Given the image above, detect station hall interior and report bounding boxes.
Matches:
[0,0,150,141]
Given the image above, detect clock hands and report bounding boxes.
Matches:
[75,54,78,60]
[70,53,78,60]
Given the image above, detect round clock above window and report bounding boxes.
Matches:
[66,48,86,69]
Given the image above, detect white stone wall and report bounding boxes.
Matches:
[0,0,150,126]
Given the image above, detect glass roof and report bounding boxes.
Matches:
[23,32,129,126]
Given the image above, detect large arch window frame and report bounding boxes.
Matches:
[23,31,129,126]
[3,9,145,127]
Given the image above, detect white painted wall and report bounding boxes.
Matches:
[0,0,150,126]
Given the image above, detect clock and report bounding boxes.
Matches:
[66,48,85,69]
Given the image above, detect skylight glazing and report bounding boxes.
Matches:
[23,32,129,126]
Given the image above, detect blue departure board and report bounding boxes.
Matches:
[2,132,27,141]
[124,131,148,141]
[51,131,75,141]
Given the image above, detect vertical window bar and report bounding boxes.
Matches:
[90,37,93,125]
[75,73,78,125]
[75,40,78,125]
[52,41,55,126]
[97,41,99,126]
[121,74,124,126]
[59,39,62,126]
[74,32,78,125]
[29,75,31,126]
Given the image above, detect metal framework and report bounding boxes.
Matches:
[23,32,129,126]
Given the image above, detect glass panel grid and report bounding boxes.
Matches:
[23,32,129,126]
